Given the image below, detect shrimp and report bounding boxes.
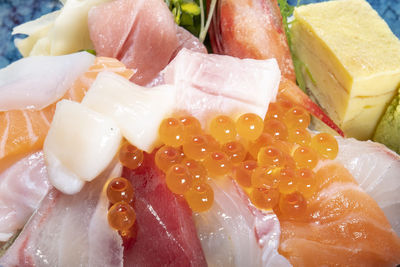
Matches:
[208,0,344,136]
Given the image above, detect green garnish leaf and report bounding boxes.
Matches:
[165,0,203,37]
[85,49,97,55]
[277,0,308,92]
[181,2,201,16]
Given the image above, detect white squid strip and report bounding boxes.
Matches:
[0,52,95,111]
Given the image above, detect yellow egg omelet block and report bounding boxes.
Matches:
[292,0,400,140]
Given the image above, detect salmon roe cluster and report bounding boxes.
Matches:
[105,142,143,235]
[157,98,338,216]
[106,177,136,236]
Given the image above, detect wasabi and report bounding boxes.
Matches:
[373,88,400,154]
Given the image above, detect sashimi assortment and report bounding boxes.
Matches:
[1,0,400,266]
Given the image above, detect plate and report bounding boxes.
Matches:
[0,0,399,68]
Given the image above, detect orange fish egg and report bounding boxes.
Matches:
[106,177,135,204]
[233,160,257,188]
[283,106,310,129]
[288,128,311,146]
[257,146,286,168]
[180,115,202,140]
[293,146,319,169]
[155,145,183,172]
[108,201,136,231]
[264,119,288,141]
[250,187,280,210]
[181,158,208,184]
[185,183,214,212]
[278,168,298,194]
[251,166,280,189]
[296,168,317,198]
[159,117,184,147]
[209,115,237,144]
[204,151,232,177]
[119,142,143,170]
[236,113,264,141]
[311,133,339,160]
[165,164,193,195]
[183,134,212,161]
[222,141,247,164]
[265,102,283,120]
[248,133,275,159]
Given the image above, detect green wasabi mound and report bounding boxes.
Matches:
[373,88,400,154]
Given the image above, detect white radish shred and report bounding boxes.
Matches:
[82,72,177,152]
[44,100,122,194]
[0,52,95,111]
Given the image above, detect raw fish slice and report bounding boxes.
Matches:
[88,0,179,85]
[172,26,208,58]
[122,153,207,266]
[194,178,290,267]
[0,161,123,267]
[162,49,281,123]
[0,52,95,111]
[336,138,400,235]
[0,151,51,242]
[0,57,133,173]
[208,0,295,81]
[278,162,400,266]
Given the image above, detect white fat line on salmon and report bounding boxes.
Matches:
[40,111,51,128]
[22,111,38,145]
[0,113,10,158]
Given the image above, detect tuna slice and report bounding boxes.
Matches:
[122,153,207,266]
[88,0,206,86]
[0,161,124,267]
[0,151,51,242]
[194,178,290,267]
[162,48,281,123]
[88,0,174,85]
[277,160,400,266]
[336,138,400,235]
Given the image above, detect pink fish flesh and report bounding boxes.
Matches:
[89,0,206,86]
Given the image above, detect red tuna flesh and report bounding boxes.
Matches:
[122,153,207,267]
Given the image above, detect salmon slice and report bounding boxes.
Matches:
[0,57,133,173]
[277,162,400,266]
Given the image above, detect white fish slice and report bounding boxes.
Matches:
[194,178,291,267]
[161,48,281,124]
